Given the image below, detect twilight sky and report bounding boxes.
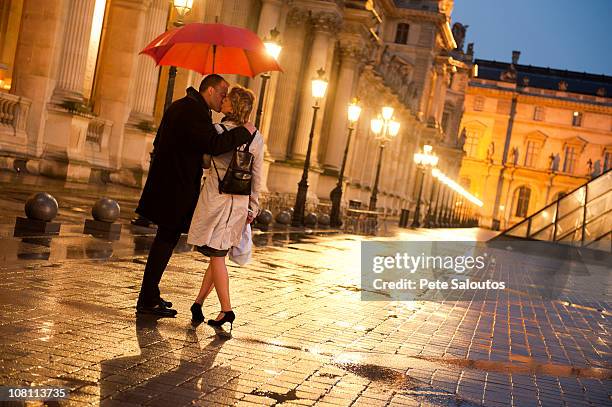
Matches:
[451,0,612,76]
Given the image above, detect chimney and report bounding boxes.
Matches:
[511,50,521,65]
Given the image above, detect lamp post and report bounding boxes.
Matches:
[163,0,193,112]
[411,145,438,227]
[254,28,281,129]
[424,171,439,228]
[292,68,328,226]
[433,182,444,227]
[330,99,361,227]
[369,108,400,211]
[427,168,443,228]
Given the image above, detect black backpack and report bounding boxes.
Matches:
[212,124,254,195]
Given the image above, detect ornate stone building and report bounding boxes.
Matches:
[0,0,471,218]
[458,52,612,229]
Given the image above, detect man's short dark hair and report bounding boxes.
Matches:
[199,74,227,92]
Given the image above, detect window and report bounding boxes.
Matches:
[473,96,485,111]
[394,23,410,44]
[515,186,531,217]
[603,151,612,171]
[533,106,545,121]
[496,100,511,115]
[563,146,577,173]
[524,140,539,167]
[572,111,582,127]
[464,130,479,157]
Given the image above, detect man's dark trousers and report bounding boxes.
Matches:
[137,226,182,307]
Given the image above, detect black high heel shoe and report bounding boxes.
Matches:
[190,303,205,323]
[207,310,235,331]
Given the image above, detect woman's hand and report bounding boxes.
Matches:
[246,211,255,224]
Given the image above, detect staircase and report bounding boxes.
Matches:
[492,169,611,253]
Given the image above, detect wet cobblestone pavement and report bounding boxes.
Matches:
[0,173,610,406]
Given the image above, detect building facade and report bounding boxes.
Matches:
[458,52,612,230]
[0,0,471,219]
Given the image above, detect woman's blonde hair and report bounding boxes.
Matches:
[224,85,255,125]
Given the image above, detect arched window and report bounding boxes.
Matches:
[515,186,531,217]
[395,23,410,44]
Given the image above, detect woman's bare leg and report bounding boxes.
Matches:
[195,262,215,304]
[210,256,231,319]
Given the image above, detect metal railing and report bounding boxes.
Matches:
[498,169,611,252]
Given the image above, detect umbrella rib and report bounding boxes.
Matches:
[212,44,216,74]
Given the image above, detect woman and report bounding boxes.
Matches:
[187,85,264,330]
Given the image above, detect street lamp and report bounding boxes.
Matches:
[163,0,194,112]
[427,168,442,228]
[369,108,400,211]
[254,28,282,129]
[292,68,328,226]
[173,0,193,19]
[434,181,447,227]
[411,145,438,227]
[330,98,361,227]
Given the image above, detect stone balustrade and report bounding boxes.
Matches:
[0,92,30,136]
[86,117,112,152]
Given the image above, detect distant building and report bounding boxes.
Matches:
[0,0,471,219]
[458,52,612,229]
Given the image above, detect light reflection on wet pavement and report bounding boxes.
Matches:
[0,172,610,406]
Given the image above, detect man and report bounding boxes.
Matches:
[136,74,255,317]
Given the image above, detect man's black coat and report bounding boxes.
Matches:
[136,87,252,232]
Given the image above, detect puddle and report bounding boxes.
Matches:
[250,388,298,403]
[333,361,419,389]
[416,356,612,380]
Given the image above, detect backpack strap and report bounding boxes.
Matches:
[218,122,254,151]
[211,156,223,190]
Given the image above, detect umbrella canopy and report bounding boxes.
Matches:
[141,23,282,77]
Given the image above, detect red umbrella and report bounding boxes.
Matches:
[141,23,282,77]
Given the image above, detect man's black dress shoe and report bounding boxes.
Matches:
[159,297,173,308]
[136,304,177,317]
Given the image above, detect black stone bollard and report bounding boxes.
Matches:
[317,213,330,227]
[255,209,273,231]
[14,192,61,236]
[304,212,318,227]
[275,210,291,226]
[84,197,122,239]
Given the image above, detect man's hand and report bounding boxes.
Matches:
[244,122,256,135]
[246,213,255,224]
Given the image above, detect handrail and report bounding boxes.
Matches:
[493,168,611,252]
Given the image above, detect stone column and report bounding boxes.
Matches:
[290,11,340,162]
[266,7,309,160]
[248,0,282,136]
[321,39,362,170]
[129,0,168,124]
[11,0,65,158]
[94,0,148,170]
[52,0,97,103]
